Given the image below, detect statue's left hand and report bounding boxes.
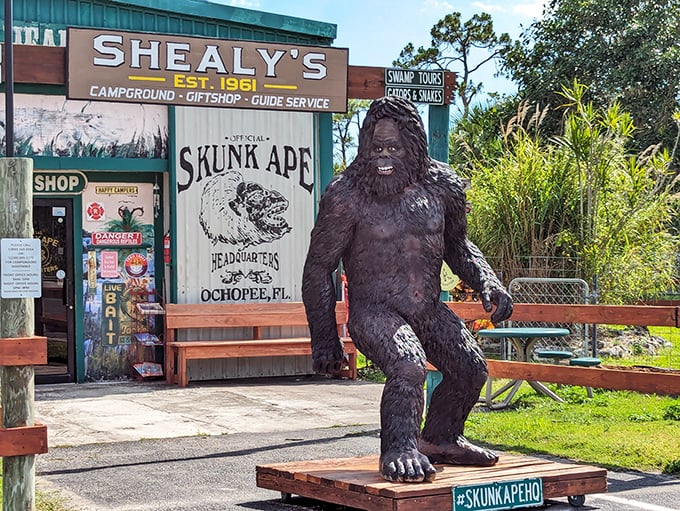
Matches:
[481,286,513,324]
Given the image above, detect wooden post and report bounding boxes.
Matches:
[0,157,37,511]
[428,104,450,163]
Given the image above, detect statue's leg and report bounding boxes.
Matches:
[348,306,436,483]
[419,302,498,466]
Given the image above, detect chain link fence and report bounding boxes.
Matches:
[504,277,591,360]
[463,258,680,368]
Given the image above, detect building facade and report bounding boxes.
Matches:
[1,0,345,383]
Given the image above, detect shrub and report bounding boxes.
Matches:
[662,403,680,421]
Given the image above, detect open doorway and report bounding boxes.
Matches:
[33,198,76,383]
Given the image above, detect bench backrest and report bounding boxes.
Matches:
[164,301,347,330]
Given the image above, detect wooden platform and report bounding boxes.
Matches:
[256,454,607,511]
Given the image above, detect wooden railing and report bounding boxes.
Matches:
[444,302,680,395]
[0,337,49,457]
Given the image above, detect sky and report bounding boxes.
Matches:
[218,0,547,103]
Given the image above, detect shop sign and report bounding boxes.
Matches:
[33,171,88,195]
[95,185,139,194]
[100,251,119,279]
[453,478,543,511]
[91,232,142,246]
[67,28,349,113]
[175,108,314,303]
[384,86,444,104]
[123,253,149,278]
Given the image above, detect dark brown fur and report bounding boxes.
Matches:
[302,96,512,483]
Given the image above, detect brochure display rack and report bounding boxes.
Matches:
[132,299,165,378]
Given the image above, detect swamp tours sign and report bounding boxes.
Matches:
[174,107,316,304]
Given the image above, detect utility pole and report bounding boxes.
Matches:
[0,158,38,510]
[2,2,42,509]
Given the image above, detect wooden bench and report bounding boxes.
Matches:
[164,301,357,387]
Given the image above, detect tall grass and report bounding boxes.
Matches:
[465,84,680,302]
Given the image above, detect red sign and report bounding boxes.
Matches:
[87,201,105,221]
[92,232,142,246]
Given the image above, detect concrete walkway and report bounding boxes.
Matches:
[35,375,384,447]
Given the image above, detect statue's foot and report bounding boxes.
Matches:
[380,448,437,483]
[418,436,498,466]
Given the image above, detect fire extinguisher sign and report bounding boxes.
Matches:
[164,232,171,264]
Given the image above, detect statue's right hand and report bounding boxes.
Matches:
[312,346,345,375]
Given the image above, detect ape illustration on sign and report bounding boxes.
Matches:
[302,96,513,483]
[199,171,291,248]
[198,170,293,301]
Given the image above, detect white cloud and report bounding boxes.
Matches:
[471,2,508,14]
[511,1,545,18]
[421,0,455,12]
[472,0,545,18]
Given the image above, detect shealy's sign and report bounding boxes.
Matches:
[67,28,349,112]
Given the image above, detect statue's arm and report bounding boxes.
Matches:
[437,165,513,323]
[302,178,355,373]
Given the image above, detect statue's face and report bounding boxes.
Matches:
[370,119,406,177]
[357,118,413,196]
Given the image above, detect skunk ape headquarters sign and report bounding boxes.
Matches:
[175,107,315,304]
[67,28,348,112]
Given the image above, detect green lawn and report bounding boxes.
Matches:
[464,325,680,475]
[466,383,680,475]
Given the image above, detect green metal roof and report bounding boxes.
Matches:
[122,0,337,39]
[9,0,337,45]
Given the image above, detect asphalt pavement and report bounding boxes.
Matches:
[33,375,680,511]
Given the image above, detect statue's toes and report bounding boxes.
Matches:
[380,449,436,483]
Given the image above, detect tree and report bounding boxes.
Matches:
[501,0,680,158]
[449,95,519,174]
[332,99,370,173]
[465,82,680,303]
[394,12,511,119]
